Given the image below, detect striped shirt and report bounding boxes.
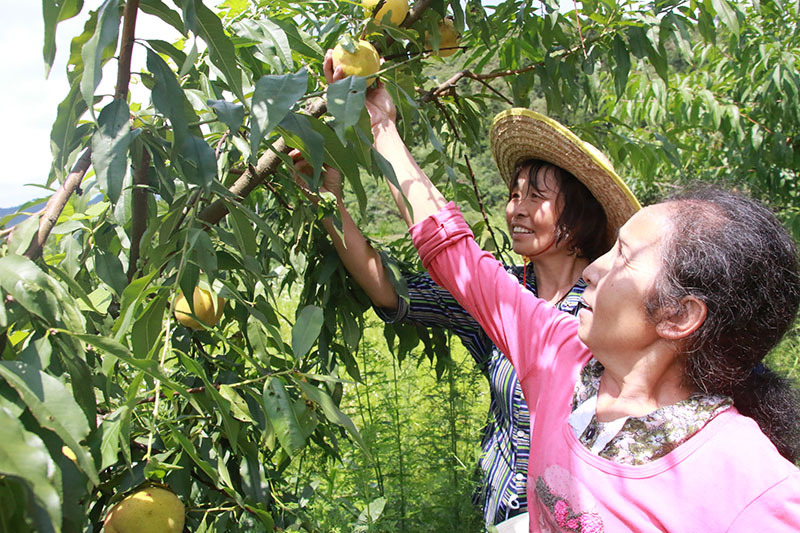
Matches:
[374,267,586,526]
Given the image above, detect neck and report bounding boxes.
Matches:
[530,252,589,305]
[595,348,693,422]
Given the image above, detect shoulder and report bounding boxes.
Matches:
[700,410,799,486]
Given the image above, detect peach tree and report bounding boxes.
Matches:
[1,0,796,531]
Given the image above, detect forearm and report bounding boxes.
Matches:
[371,121,448,227]
[321,197,398,310]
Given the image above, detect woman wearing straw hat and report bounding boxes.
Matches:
[349,79,800,531]
[296,53,638,529]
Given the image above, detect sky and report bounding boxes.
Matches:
[0,1,576,210]
[0,1,176,209]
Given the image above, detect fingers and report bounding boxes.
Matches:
[323,50,334,83]
[323,49,346,84]
[290,149,313,182]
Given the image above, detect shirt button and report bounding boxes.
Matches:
[508,496,520,509]
[516,430,526,439]
[515,473,525,481]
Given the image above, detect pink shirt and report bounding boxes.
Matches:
[411,203,800,532]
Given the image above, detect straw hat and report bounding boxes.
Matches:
[490,108,640,248]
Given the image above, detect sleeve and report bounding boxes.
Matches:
[373,272,495,369]
[727,471,800,531]
[409,202,582,381]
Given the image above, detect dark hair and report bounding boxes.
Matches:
[510,160,608,260]
[646,185,800,461]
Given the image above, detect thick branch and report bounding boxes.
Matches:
[404,0,435,27]
[24,149,92,260]
[377,0,435,53]
[198,99,328,225]
[127,148,151,281]
[115,0,140,101]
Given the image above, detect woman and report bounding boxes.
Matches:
[358,77,800,530]
[301,53,639,527]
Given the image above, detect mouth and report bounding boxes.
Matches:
[577,297,593,312]
[511,226,534,235]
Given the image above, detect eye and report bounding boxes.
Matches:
[616,241,630,264]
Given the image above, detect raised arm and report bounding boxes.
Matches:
[323,51,447,226]
[291,150,398,310]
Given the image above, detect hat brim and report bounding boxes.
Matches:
[490,108,640,249]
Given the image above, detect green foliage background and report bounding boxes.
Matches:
[1,0,798,531]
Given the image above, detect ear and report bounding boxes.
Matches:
[656,296,707,341]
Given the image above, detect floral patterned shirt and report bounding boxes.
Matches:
[568,359,733,465]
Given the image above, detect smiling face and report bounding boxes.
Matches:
[577,204,672,358]
[505,165,566,258]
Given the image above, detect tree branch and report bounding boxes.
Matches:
[24,149,92,260]
[420,31,614,103]
[115,0,140,101]
[404,0,435,27]
[198,99,328,225]
[127,148,151,281]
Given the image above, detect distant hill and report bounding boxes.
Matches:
[0,202,47,228]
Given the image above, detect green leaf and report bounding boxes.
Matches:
[268,18,324,59]
[94,248,127,296]
[0,255,84,331]
[262,377,306,456]
[277,111,324,184]
[168,425,220,484]
[145,39,188,70]
[184,0,245,103]
[232,19,293,71]
[139,0,186,36]
[306,118,365,214]
[355,497,386,531]
[80,0,121,111]
[710,0,740,36]
[47,265,102,314]
[292,305,324,358]
[179,354,241,450]
[0,361,98,485]
[131,296,167,359]
[146,47,196,134]
[0,406,61,533]
[92,99,141,205]
[177,135,217,189]
[327,76,367,144]
[6,213,40,256]
[113,269,158,340]
[297,380,368,455]
[43,0,84,77]
[49,75,89,181]
[250,69,309,162]
[612,34,631,99]
[207,99,245,132]
[97,405,132,469]
[219,385,253,423]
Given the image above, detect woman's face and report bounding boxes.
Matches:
[505,166,564,258]
[577,204,671,357]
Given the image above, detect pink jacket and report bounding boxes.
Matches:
[411,203,800,532]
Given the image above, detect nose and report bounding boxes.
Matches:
[509,198,528,219]
[582,247,612,286]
